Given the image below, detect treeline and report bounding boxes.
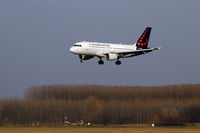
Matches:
[25,85,200,101]
[0,84,200,126]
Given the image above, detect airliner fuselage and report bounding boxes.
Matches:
[70,42,137,57]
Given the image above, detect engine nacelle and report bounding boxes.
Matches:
[106,53,118,61]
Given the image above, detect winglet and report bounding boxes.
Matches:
[153,47,161,50]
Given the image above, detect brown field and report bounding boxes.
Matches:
[0,127,200,133]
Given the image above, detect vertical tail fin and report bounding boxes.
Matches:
[136,27,151,49]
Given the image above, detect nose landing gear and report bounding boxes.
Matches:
[79,55,84,63]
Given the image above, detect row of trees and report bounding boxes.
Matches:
[0,84,200,126]
[25,84,200,100]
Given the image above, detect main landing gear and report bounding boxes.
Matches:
[98,58,121,65]
[98,58,104,65]
[115,60,121,65]
[115,57,121,65]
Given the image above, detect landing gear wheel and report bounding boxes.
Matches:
[98,60,104,65]
[115,60,121,65]
[79,55,84,63]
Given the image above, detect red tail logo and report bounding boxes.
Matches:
[136,27,151,49]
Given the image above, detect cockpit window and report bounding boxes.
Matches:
[74,44,82,47]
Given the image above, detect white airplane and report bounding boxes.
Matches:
[70,27,160,65]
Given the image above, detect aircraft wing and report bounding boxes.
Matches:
[117,48,161,58]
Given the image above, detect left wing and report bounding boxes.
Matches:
[117,48,161,58]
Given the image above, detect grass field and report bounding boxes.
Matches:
[0,127,200,133]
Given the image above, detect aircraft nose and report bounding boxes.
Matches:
[70,47,75,53]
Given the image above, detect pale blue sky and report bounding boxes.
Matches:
[0,0,200,97]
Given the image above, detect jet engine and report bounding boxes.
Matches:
[106,53,118,61]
